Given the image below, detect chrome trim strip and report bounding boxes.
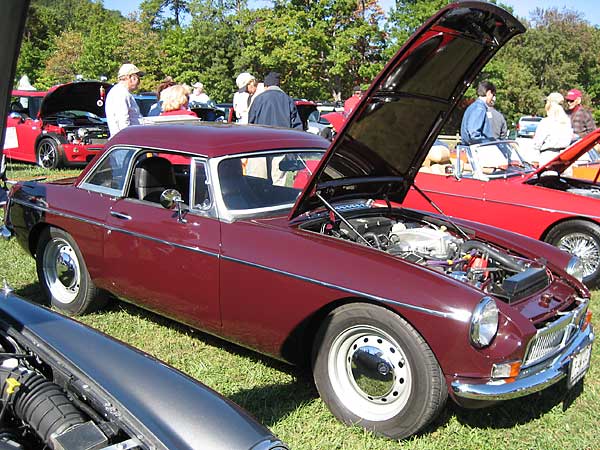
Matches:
[451,324,594,401]
[12,199,453,319]
[220,254,454,319]
[419,188,600,220]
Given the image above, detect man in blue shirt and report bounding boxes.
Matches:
[460,81,496,145]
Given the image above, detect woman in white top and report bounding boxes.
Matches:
[532,92,573,167]
[232,72,256,124]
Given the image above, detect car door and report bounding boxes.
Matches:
[101,151,221,332]
[4,95,42,162]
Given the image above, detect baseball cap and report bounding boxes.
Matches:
[546,92,564,104]
[565,88,582,101]
[264,71,281,87]
[118,63,144,78]
[192,82,204,89]
[235,72,255,89]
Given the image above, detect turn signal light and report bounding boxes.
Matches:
[582,310,593,330]
[492,360,522,381]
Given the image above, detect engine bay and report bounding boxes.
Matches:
[301,207,549,302]
[45,113,109,145]
[0,332,139,450]
[528,174,600,199]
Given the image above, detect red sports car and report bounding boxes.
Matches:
[405,131,600,287]
[2,2,594,440]
[4,81,111,169]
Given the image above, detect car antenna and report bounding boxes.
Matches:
[411,183,470,240]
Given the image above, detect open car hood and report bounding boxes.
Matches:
[291,1,524,219]
[531,128,600,176]
[40,81,112,119]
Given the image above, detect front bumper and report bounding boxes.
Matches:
[451,324,594,401]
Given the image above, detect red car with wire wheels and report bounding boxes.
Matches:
[4,81,111,169]
[404,131,600,288]
[1,2,594,441]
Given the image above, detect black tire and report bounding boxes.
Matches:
[545,220,600,288]
[36,138,63,169]
[312,303,447,439]
[35,227,106,315]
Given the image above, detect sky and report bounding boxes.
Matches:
[102,0,600,26]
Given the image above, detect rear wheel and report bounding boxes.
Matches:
[36,138,62,169]
[312,303,447,439]
[36,227,106,315]
[545,220,600,288]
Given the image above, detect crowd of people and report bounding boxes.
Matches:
[460,80,597,166]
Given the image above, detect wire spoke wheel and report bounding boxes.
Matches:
[557,232,600,277]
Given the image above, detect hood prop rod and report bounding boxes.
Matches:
[411,183,470,240]
[315,192,373,247]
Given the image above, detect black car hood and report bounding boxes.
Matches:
[40,81,112,119]
[291,1,524,219]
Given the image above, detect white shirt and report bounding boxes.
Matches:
[532,117,573,152]
[233,91,250,124]
[189,93,210,104]
[105,83,142,136]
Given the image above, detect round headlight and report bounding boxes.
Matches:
[470,297,499,348]
[566,256,585,282]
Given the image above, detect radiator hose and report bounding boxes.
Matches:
[0,366,86,448]
[460,240,524,272]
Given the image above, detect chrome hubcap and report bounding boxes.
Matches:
[39,142,56,168]
[329,325,412,421]
[557,232,600,278]
[43,238,80,303]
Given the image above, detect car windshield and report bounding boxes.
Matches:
[218,151,323,211]
[463,141,535,179]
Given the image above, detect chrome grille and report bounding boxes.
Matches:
[523,300,588,368]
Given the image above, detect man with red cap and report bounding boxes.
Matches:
[565,88,596,139]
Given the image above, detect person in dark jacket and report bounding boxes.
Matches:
[248,72,302,129]
[565,88,596,139]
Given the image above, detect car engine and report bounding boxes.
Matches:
[0,333,137,450]
[528,174,600,199]
[304,210,549,302]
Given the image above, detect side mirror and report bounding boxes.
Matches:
[160,189,187,223]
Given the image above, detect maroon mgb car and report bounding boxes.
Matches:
[4,82,110,168]
[405,132,600,287]
[2,2,594,439]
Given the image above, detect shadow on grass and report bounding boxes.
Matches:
[11,283,586,433]
[449,379,584,430]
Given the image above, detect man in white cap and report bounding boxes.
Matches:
[105,63,144,136]
[189,82,210,104]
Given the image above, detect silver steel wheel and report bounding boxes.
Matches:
[42,237,81,304]
[557,232,600,278]
[328,325,412,422]
[38,140,57,169]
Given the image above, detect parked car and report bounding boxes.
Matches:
[406,133,600,287]
[516,116,542,138]
[4,82,111,169]
[2,2,594,440]
[0,2,287,450]
[133,91,158,116]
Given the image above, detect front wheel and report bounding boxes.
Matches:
[36,138,62,169]
[36,227,106,315]
[312,303,447,439]
[545,220,600,288]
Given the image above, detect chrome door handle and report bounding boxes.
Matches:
[110,211,131,220]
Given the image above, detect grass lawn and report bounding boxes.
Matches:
[0,163,598,450]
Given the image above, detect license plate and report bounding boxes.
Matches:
[568,344,592,388]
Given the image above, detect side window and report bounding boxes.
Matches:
[82,147,136,195]
[193,160,211,210]
[128,152,192,204]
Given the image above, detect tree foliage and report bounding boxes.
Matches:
[15,0,600,124]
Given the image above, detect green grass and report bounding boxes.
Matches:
[1,162,599,449]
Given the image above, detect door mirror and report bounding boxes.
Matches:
[160,189,182,209]
[160,189,187,223]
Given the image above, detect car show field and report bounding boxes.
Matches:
[0,163,598,450]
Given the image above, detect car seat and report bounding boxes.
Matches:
[135,156,177,203]
[218,158,261,209]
